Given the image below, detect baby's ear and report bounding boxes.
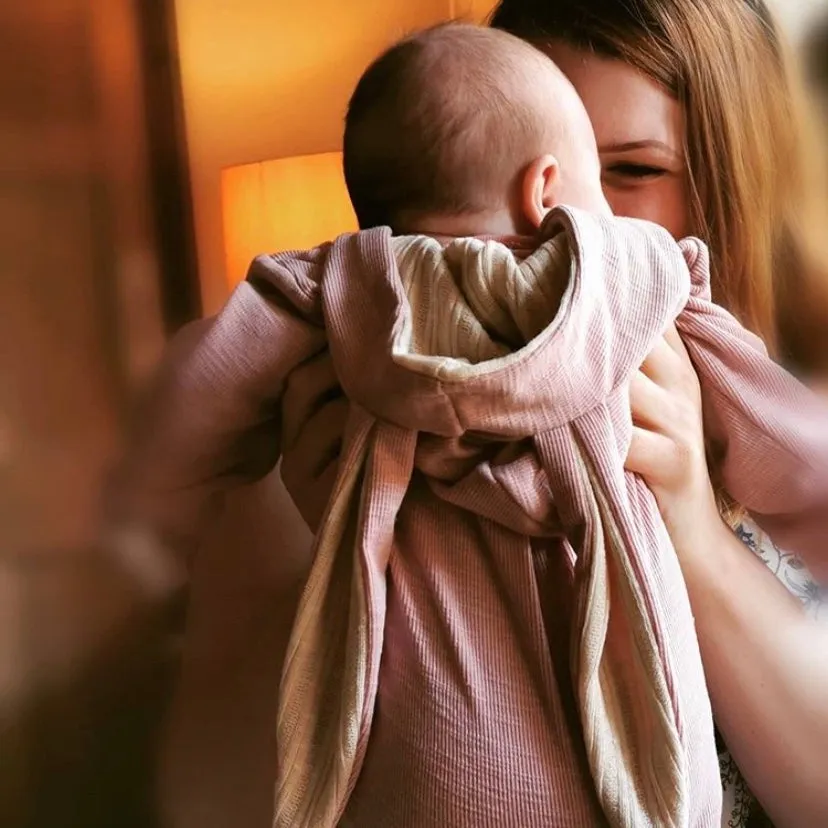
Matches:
[521,154,559,229]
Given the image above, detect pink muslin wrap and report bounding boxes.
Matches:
[111,207,828,828]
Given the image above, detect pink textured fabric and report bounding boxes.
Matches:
[110,207,828,828]
[272,213,719,828]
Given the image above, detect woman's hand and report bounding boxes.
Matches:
[626,327,828,827]
[624,325,722,545]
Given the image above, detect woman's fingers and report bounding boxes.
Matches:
[663,323,691,361]
[625,425,674,484]
[629,370,672,432]
[281,351,341,450]
[640,327,697,395]
[281,394,347,531]
[639,334,682,387]
[285,393,348,475]
[627,327,717,530]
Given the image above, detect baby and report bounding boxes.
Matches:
[343,21,609,241]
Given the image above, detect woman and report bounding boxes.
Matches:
[121,3,828,826]
[488,1,828,825]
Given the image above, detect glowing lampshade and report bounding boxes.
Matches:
[221,151,358,288]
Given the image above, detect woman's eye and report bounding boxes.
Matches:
[604,163,666,179]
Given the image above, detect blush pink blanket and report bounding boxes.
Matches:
[111,207,828,828]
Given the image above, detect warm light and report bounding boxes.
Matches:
[221,151,358,288]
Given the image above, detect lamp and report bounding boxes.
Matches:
[221,151,358,288]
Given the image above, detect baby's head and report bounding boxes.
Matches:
[343,22,609,238]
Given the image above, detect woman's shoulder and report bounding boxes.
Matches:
[735,517,826,621]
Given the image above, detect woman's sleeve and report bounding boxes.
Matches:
[104,278,326,583]
[677,238,828,578]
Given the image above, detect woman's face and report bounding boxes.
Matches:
[545,42,692,239]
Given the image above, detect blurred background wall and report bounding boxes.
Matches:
[1,1,826,827]
[0,2,197,827]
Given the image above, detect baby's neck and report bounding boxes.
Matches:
[400,209,528,241]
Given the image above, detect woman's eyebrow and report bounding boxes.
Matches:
[598,139,681,159]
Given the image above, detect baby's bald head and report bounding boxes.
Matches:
[343,23,605,235]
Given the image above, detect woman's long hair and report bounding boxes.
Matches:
[490,0,828,376]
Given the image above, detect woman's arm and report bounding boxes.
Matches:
[626,327,828,828]
[106,277,328,587]
[680,515,828,828]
